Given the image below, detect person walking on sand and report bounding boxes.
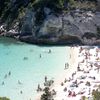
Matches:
[97,67,100,73]
[79,47,83,53]
[64,63,69,69]
[45,76,47,83]
[72,91,76,97]
[68,90,72,97]
[70,54,71,58]
[37,84,42,92]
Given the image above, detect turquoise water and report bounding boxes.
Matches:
[0,37,70,100]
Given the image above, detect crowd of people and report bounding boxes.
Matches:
[53,46,100,100]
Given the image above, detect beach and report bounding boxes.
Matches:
[36,46,81,100]
[50,46,100,100]
[0,37,100,100]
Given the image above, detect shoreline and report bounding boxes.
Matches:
[54,46,79,85]
[52,46,79,99]
[51,46,100,100]
[35,46,79,100]
[1,36,100,46]
[0,36,83,47]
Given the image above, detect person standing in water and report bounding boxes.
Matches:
[39,54,41,58]
[8,71,11,76]
[2,81,4,85]
[48,49,51,53]
[4,74,7,79]
[64,63,69,69]
[18,80,22,85]
[20,90,23,94]
[45,76,47,83]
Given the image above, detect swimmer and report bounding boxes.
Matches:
[45,76,47,82]
[20,90,23,94]
[18,80,22,85]
[48,49,51,53]
[2,81,4,85]
[64,63,69,69]
[4,74,7,79]
[8,71,11,76]
[23,57,28,60]
[39,54,41,58]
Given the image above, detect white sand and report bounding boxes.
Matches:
[53,46,100,100]
[36,46,100,100]
[53,47,78,84]
[53,46,79,100]
[35,46,76,100]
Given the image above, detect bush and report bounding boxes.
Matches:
[40,87,53,100]
[0,97,10,100]
[81,96,86,100]
[92,89,100,100]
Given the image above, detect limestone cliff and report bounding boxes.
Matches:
[0,0,100,45]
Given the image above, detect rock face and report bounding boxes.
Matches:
[19,10,100,45]
[0,9,100,45]
[97,0,100,11]
[20,9,35,36]
[0,0,100,45]
[38,14,62,38]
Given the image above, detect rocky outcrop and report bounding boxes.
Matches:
[0,0,100,45]
[20,9,35,36]
[97,0,100,11]
[0,9,100,45]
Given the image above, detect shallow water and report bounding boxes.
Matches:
[0,37,70,100]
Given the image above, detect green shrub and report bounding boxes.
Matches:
[81,96,86,100]
[40,87,53,100]
[0,97,10,100]
[92,89,100,100]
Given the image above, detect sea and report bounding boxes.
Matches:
[0,37,70,100]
